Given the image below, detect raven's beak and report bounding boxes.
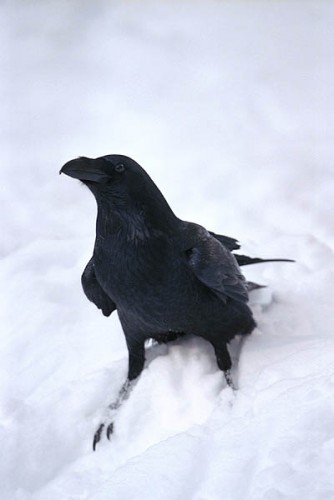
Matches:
[60,157,109,183]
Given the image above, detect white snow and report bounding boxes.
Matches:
[2,1,334,499]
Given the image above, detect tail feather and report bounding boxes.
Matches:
[235,254,295,267]
[210,232,294,267]
[246,281,267,292]
[209,232,241,251]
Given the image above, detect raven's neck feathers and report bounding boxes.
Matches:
[95,186,178,243]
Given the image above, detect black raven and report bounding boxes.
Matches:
[60,154,292,449]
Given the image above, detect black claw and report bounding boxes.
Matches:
[106,422,114,440]
[93,423,105,451]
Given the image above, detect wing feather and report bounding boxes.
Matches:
[81,258,116,316]
[183,223,248,304]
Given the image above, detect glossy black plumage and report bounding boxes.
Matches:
[61,153,256,368]
[60,154,290,447]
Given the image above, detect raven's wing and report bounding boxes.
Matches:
[81,258,116,317]
[209,231,240,251]
[182,223,249,304]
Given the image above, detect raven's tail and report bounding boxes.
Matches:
[246,281,266,292]
[235,254,295,267]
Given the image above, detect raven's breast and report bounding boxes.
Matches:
[93,238,202,331]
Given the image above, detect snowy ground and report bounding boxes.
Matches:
[2,1,334,499]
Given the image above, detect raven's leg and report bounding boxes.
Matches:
[212,342,235,389]
[93,339,145,450]
[93,379,132,450]
[127,338,145,381]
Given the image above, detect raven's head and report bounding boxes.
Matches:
[61,154,145,184]
[61,155,154,200]
[60,155,175,225]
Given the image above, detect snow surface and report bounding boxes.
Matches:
[2,1,334,499]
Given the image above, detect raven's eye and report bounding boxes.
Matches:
[115,163,125,173]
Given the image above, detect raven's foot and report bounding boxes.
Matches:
[92,421,115,451]
[92,379,134,451]
[224,369,237,390]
